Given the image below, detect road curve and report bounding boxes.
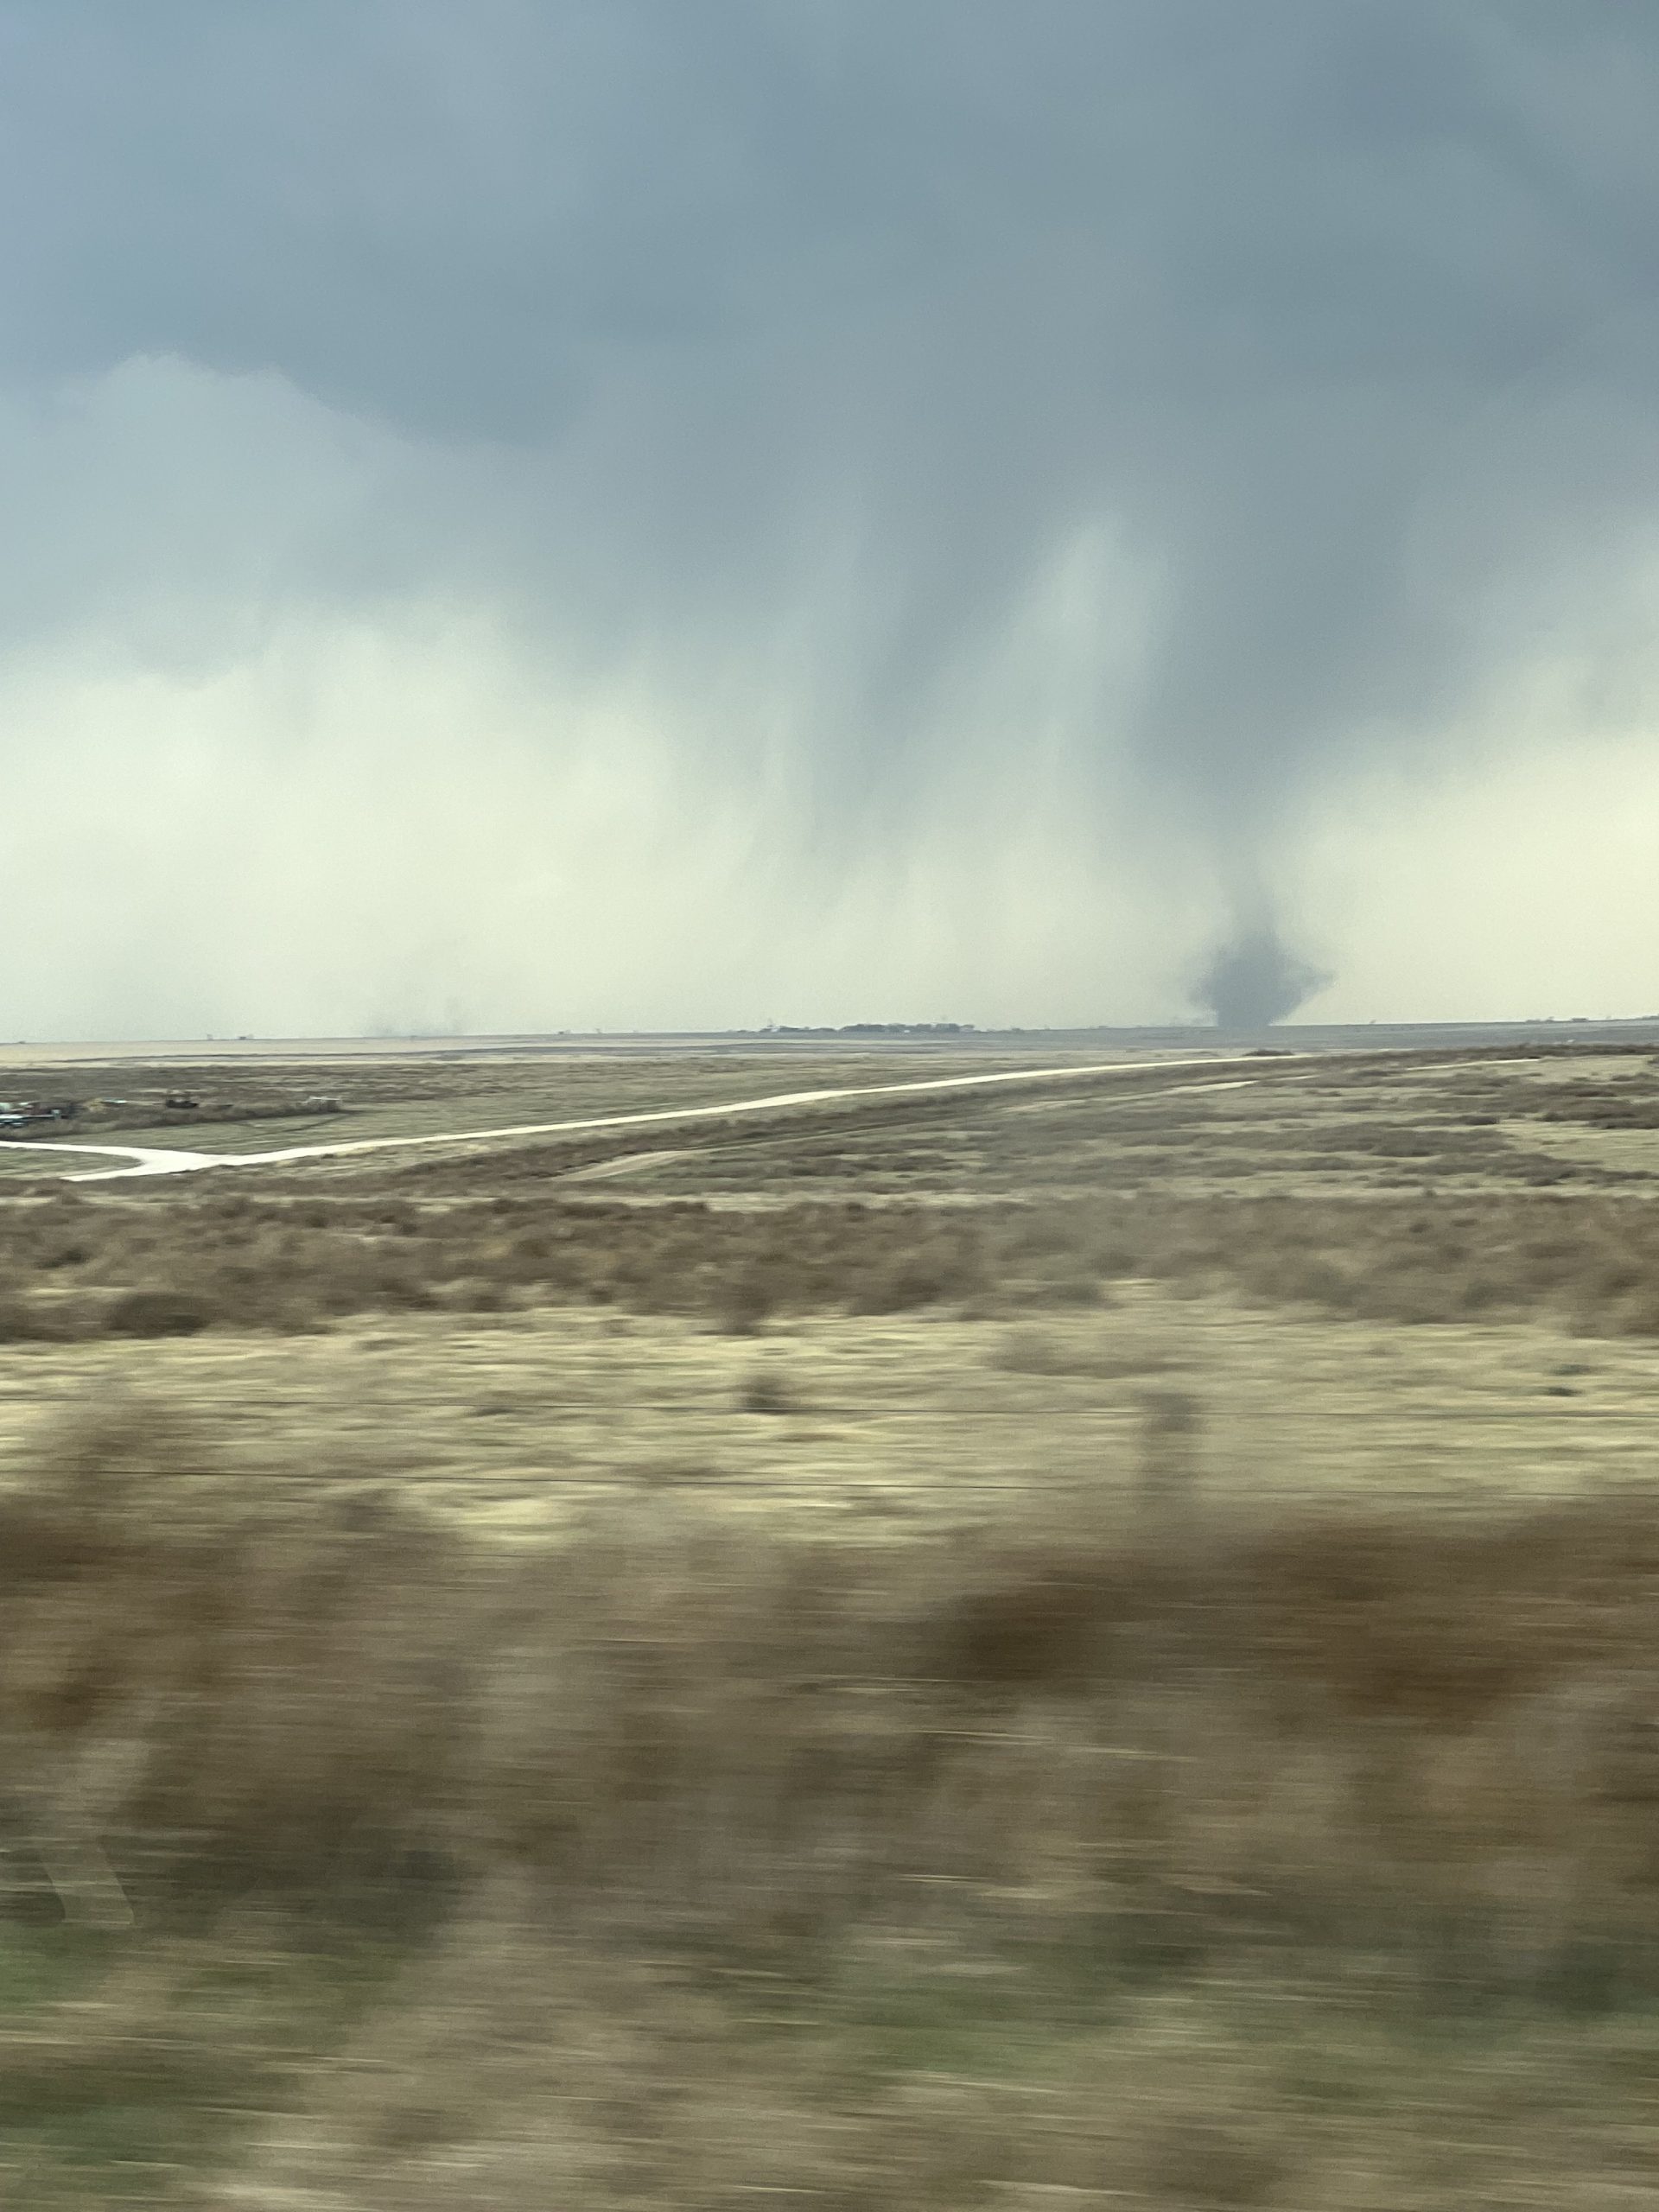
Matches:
[0,1053,1270,1184]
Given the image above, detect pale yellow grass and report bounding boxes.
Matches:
[1,1285,1651,1534]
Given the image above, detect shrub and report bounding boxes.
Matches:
[102,1288,213,1338]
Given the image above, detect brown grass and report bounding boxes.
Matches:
[3,1043,1658,1352]
[5,1404,1659,2198]
[6,1046,1659,2198]
[10,1177,1659,1347]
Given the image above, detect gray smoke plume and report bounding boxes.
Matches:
[3,2,1659,1033]
[1193,917,1332,1032]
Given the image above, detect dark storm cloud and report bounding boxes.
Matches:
[3,1,1659,952]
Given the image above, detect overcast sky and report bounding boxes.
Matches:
[3,0,1657,1036]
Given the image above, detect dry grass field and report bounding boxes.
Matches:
[3,1038,1659,2205]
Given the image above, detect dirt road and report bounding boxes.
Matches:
[0,1055,1265,1182]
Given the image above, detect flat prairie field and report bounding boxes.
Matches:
[4,1037,1659,2207]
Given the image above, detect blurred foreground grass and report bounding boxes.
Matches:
[4,1401,1659,2204]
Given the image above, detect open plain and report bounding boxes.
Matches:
[4,1033,1659,2205]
